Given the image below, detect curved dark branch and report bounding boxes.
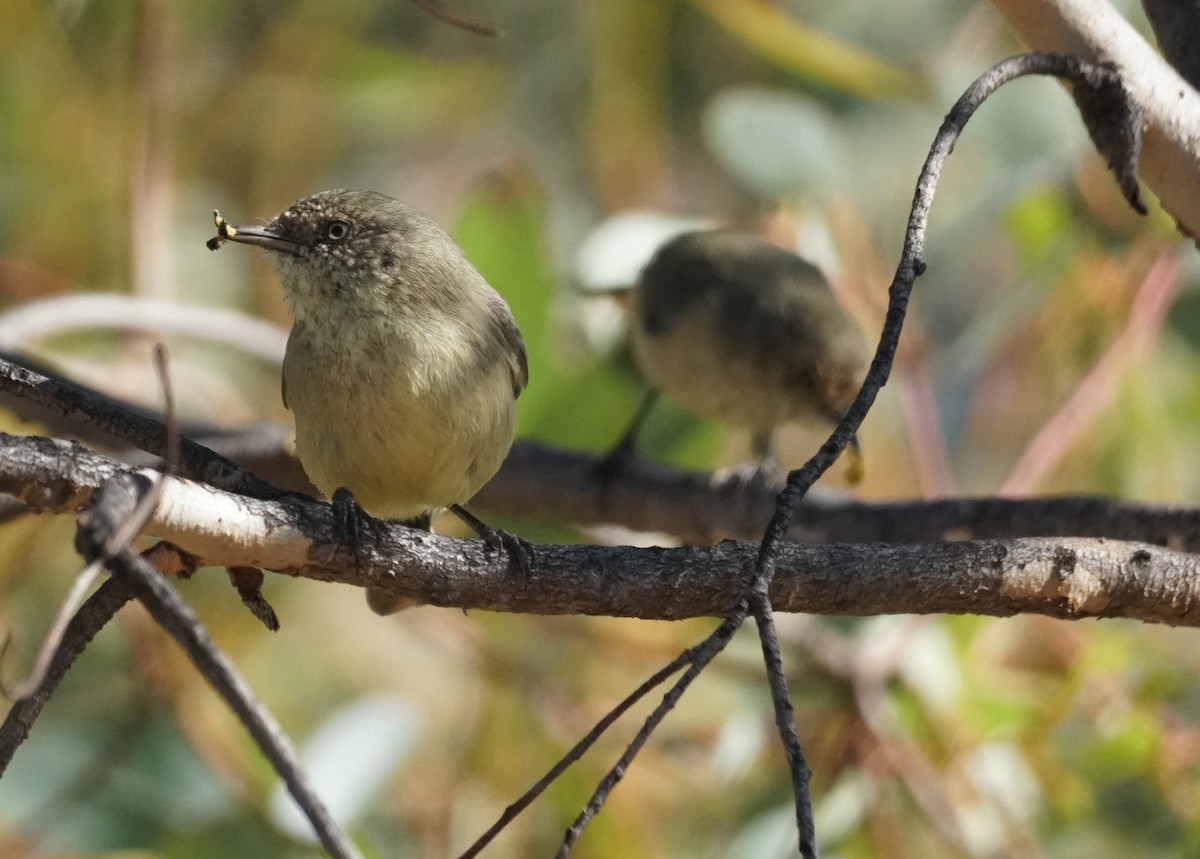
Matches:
[762,52,1146,570]
[746,53,1146,854]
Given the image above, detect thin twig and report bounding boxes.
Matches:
[458,652,691,859]
[3,563,107,702]
[751,595,815,852]
[555,609,746,857]
[408,0,499,36]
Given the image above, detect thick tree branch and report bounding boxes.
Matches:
[478,440,1200,549]
[0,354,278,500]
[2,432,1196,626]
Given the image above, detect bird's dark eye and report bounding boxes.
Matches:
[325,220,350,241]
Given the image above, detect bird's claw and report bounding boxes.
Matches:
[330,487,380,563]
[481,525,534,581]
[718,459,787,494]
[448,505,534,582]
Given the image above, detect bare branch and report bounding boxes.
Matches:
[1,432,1197,624]
[557,612,745,857]
[459,651,692,858]
[751,597,815,853]
[0,354,278,500]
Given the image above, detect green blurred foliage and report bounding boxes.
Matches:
[1,0,1199,857]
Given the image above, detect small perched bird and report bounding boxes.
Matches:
[208,189,529,613]
[605,229,869,481]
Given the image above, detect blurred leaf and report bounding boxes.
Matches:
[724,802,804,859]
[450,175,567,438]
[689,0,925,100]
[1005,187,1078,273]
[267,695,424,840]
[1167,285,1200,355]
[0,713,232,852]
[574,211,709,292]
[704,88,847,199]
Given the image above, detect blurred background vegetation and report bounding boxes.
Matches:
[1,0,1198,856]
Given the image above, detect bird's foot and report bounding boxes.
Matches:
[480,525,535,581]
[718,458,787,494]
[330,487,382,563]
[451,504,534,581]
[227,566,281,631]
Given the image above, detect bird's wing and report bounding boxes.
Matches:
[281,328,300,411]
[490,293,529,398]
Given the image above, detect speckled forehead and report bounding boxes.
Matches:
[277,197,342,224]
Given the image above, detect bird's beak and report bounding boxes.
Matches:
[224,224,303,255]
[207,211,303,255]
